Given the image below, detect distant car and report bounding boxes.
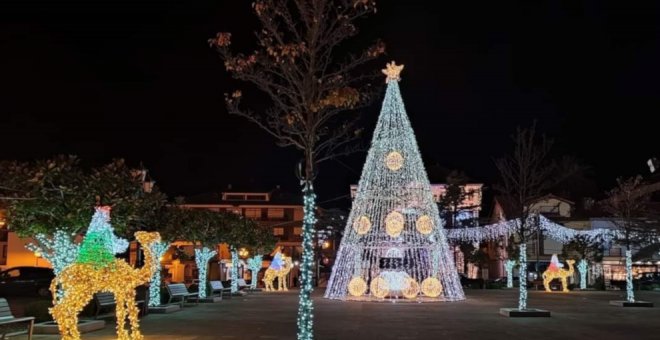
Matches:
[0,266,55,297]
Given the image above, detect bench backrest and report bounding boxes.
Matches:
[0,298,14,319]
[238,278,247,287]
[209,280,223,290]
[95,292,116,306]
[167,283,190,295]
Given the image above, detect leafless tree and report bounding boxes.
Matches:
[209,1,384,338]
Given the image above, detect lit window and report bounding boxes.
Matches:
[268,208,285,219]
[273,228,284,236]
[293,227,302,235]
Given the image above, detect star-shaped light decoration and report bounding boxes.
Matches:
[382,61,404,82]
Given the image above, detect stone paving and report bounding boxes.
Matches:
[12,289,660,340]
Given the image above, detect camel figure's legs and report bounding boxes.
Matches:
[561,277,569,292]
[125,290,143,340]
[114,294,130,340]
[52,290,94,340]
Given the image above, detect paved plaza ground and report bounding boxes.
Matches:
[10,289,660,340]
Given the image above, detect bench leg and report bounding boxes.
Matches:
[28,319,34,340]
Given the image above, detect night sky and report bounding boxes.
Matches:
[1,1,658,208]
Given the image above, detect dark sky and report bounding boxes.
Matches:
[1,1,658,208]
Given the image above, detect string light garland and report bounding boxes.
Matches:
[194,247,217,299]
[325,62,464,303]
[504,260,516,289]
[577,259,588,290]
[385,211,405,238]
[247,255,263,290]
[385,151,404,171]
[148,241,170,307]
[353,216,371,235]
[347,277,367,297]
[415,215,433,235]
[297,183,316,340]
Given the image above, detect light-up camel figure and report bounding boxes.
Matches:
[50,231,161,340]
[262,252,294,291]
[542,255,575,293]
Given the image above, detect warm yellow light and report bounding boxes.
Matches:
[370,276,389,298]
[50,231,160,340]
[401,278,420,299]
[421,277,443,298]
[415,215,433,235]
[263,255,293,292]
[34,251,42,258]
[353,215,371,235]
[238,248,249,257]
[322,241,330,249]
[347,277,367,297]
[385,151,404,171]
[542,259,575,293]
[385,211,405,238]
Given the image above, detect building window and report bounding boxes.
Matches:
[245,208,261,219]
[225,194,245,201]
[273,228,284,236]
[246,194,267,201]
[267,208,285,219]
[293,227,302,235]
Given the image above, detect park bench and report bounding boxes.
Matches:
[166,283,199,307]
[238,279,249,290]
[0,298,34,340]
[209,280,232,299]
[94,292,146,319]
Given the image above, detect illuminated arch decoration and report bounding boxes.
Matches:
[385,211,405,238]
[385,151,404,171]
[415,215,433,235]
[353,216,372,235]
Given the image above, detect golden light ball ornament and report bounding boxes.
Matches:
[421,277,443,298]
[370,276,389,298]
[385,211,405,238]
[401,278,420,299]
[347,277,368,297]
[384,151,404,171]
[353,215,372,235]
[415,215,434,235]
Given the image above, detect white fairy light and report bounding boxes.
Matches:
[504,260,516,288]
[194,247,217,298]
[231,248,239,293]
[26,230,80,300]
[518,243,528,310]
[325,64,464,302]
[577,259,588,290]
[148,241,170,307]
[625,249,634,302]
[247,255,263,290]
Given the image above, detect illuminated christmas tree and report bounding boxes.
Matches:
[325,62,465,301]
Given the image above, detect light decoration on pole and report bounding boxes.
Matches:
[577,259,588,290]
[325,61,465,303]
[49,207,160,340]
[297,183,316,340]
[26,230,80,300]
[231,247,239,294]
[625,249,634,302]
[194,247,217,299]
[504,260,516,288]
[247,255,263,290]
[148,241,169,307]
[518,243,528,310]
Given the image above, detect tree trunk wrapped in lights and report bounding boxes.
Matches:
[577,259,588,290]
[148,241,170,307]
[231,247,239,294]
[518,244,528,310]
[325,63,464,302]
[505,260,516,289]
[26,230,80,300]
[195,247,217,299]
[247,255,264,289]
[625,249,634,302]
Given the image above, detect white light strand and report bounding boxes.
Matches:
[577,259,588,290]
[297,184,316,340]
[625,249,634,302]
[247,255,263,290]
[148,242,170,307]
[504,260,516,288]
[194,247,217,299]
[518,243,527,310]
[325,77,464,302]
[231,248,239,294]
[447,215,618,245]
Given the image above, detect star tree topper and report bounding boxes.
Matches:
[382,61,404,82]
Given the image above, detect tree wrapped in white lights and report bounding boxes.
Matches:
[577,259,588,290]
[230,247,239,294]
[194,247,217,298]
[325,62,464,302]
[504,260,516,288]
[247,255,263,289]
[26,230,80,299]
[148,241,170,306]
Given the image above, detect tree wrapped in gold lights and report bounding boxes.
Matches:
[50,207,161,340]
[325,62,464,302]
